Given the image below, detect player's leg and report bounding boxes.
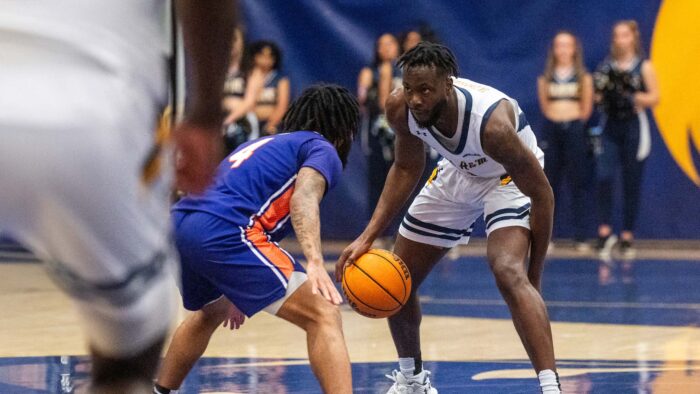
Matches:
[486,227,556,368]
[155,211,238,393]
[388,234,448,372]
[484,184,559,393]
[383,160,477,393]
[155,296,232,392]
[275,280,352,394]
[90,337,165,394]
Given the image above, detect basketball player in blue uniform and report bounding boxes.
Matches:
[154,85,359,394]
[338,43,560,393]
[0,1,235,392]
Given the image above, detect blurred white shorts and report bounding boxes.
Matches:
[0,31,176,357]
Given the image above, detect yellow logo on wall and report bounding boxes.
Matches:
[651,0,700,186]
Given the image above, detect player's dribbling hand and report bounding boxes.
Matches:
[222,302,246,331]
[307,261,343,305]
[335,236,373,282]
[174,121,222,194]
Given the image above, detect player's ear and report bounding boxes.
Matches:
[445,75,453,95]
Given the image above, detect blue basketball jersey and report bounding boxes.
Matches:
[173,131,342,242]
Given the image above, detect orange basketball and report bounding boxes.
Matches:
[342,249,412,318]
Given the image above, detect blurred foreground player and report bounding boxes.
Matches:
[154,85,359,394]
[0,0,235,392]
[338,42,560,393]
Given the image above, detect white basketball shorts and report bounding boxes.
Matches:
[399,159,532,248]
[0,30,176,357]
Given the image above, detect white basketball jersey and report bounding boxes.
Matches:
[407,77,544,178]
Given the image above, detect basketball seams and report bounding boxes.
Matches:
[364,251,408,301]
[342,271,397,313]
[351,261,404,306]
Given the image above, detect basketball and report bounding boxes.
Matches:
[342,249,412,318]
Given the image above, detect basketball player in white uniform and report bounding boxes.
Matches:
[0,1,236,392]
[338,42,560,394]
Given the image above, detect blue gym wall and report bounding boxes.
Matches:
[241,0,700,240]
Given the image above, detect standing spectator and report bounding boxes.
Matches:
[400,29,422,53]
[594,20,660,258]
[222,28,265,154]
[399,24,439,53]
[537,31,594,250]
[245,40,290,135]
[357,33,402,245]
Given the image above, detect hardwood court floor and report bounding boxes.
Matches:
[1,243,699,393]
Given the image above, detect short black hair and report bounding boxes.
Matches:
[397,41,459,77]
[280,84,359,166]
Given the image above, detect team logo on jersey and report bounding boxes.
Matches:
[652,0,700,186]
[460,157,487,171]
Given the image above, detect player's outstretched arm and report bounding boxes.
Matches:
[482,100,554,292]
[291,167,343,305]
[174,0,237,193]
[336,91,426,281]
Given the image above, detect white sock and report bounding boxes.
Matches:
[538,369,560,393]
[398,357,415,377]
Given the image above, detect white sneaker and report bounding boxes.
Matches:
[386,369,438,394]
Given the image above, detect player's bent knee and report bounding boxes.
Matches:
[293,295,341,332]
[490,260,528,295]
[278,286,342,332]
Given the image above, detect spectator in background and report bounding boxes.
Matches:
[537,31,594,251]
[400,29,422,53]
[594,20,660,258]
[357,33,402,246]
[245,40,290,135]
[222,28,265,154]
[399,23,439,53]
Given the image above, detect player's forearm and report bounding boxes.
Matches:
[528,190,554,288]
[290,194,324,265]
[176,0,237,128]
[361,163,423,241]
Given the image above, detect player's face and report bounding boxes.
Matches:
[553,33,576,65]
[402,66,451,128]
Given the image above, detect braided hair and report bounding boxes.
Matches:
[397,41,459,77]
[280,84,359,166]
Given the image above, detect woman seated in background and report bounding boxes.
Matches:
[245,40,290,135]
[222,28,265,154]
[594,20,659,258]
[537,30,594,251]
